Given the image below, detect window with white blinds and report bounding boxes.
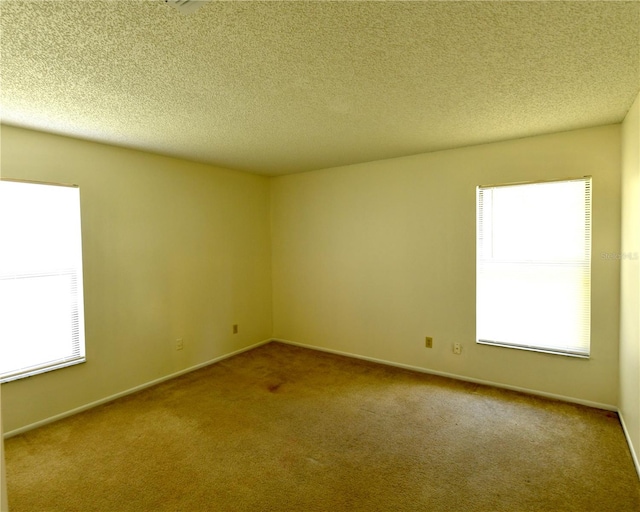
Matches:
[0,180,86,383]
[476,177,591,357]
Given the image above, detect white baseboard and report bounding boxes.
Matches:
[273,338,618,412]
[3,339,272,439]
[618,411,640,480]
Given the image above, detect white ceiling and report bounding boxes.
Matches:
[1,0,639,176]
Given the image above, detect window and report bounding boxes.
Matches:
[476,177,591,357]
[0,180,86,383]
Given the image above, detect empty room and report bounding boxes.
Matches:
[1,1,639,511]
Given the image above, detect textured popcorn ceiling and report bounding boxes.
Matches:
[1,1,639,175]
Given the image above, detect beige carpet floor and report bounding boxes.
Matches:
[5,341,640,511]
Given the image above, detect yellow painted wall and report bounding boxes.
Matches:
[0,125,273,433]
[620,91,640,469]
[272,125,622,407]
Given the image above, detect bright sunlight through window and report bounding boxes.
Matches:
[0,180,86,383]
[476,177,591,357]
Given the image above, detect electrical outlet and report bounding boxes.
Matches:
[176,338,184,350]
[425,336,433,348]
[233,324,238,334]
[453,343,461,355]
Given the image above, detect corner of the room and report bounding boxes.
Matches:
[619,89,640,478]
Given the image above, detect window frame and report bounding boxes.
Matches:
[475,176,592,358]
[0,178,87,383]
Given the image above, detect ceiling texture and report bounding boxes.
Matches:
[1,0,639,176]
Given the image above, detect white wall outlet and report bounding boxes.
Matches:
[453,343,461,355]
[176,338,184,350]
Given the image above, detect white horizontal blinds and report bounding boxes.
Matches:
[0,180,86,382]
[476,178,591,357]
